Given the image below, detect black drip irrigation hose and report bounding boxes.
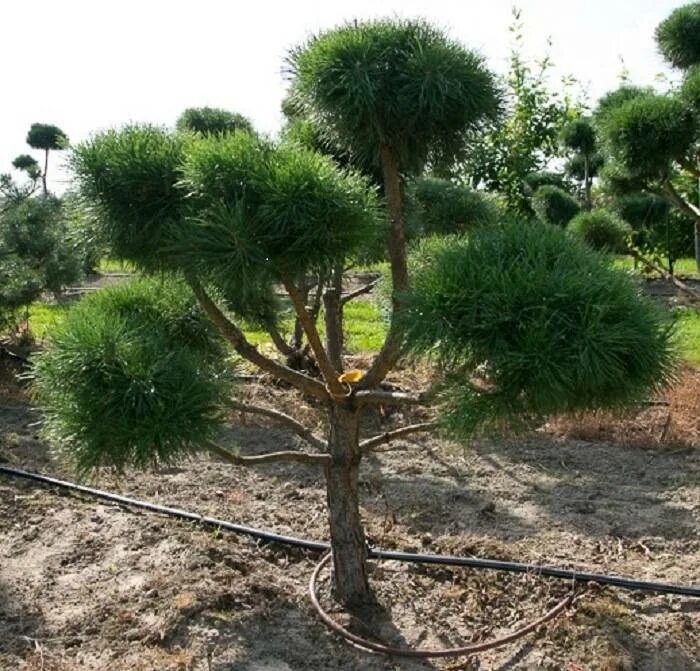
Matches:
[1,465,699,599]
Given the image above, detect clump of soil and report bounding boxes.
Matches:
[0,352,698,670]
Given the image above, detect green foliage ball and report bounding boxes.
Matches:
[175,107,254,136]
[33,277,229,474]
[566,152,604,181]
[681,65,700,115]
[26,123,69,151]
[405,177,499,238]
[594,85,649,123]
[655,2,700,69]
[178,131,383,283]
[12,154,39,173]
[559,118,596,154]
[523,171,568,195]
[288,19,500,173]
[600,94,696,179]
[70,125,187,270]
[402,222,676,436]
[531,185,581,227]
[567,209,632,253]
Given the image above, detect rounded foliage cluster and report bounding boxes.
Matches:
[681,65,700,115]
[594,85,649,123]
[402,222,676,437]
[523,171,567,195]
[26,123,69,151]
[405,177,500,238]
[599,94,696,179]
[177,130,383,287]
[33,277,229,474]
[288,19,500,173]
[559,118,596,154]
[175,107,254,136]
[567,209,632,253]
[655,2,700,69]
[531,185,581,227]
[70,125,188,270]
[566,152,604,181]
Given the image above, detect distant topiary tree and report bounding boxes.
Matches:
[531,184,581,227]
[26,123,69,196]
[567,209,632,253]
[0,197,81,332]
[598,2,700,271]
[404,177,500,238]
[559,117,603,209]
[175,107,254,136]
[35,18,676,612]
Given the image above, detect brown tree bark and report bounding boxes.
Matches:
[324,404,372,607]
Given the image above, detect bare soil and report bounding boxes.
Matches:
[0,353,698,671]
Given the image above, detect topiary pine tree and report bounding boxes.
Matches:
[175,107,254,136]
[598,2,700,271]
[35,19,676,610]
[26,123,69,196]
[559,117,603,210]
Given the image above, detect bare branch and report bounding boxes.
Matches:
[662,180,700,220]
[206,440,330,467]
[340,278,380,305]
[628,248,700,301]
[355,387,437,407]
[265,320,295,357]
[228,399,327,451]
[358,144,410,390]
[189,280,328,401]
[360,422,436,452]
[284,280,345,395]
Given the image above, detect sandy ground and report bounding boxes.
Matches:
[1,353,698,671]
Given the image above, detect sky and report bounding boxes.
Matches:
[0,0,688,191]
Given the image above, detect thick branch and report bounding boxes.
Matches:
[661,180,700,220]
[360,422,436,452]
[340,278,380,305]
[189,280,328,401]
[323,263,344,371]
[206,440,330,467]
[358,144,409,390]
[355,387,437,407]
[227,399,326,451]
[284,280,344,395]
[265,320,295,357]
[628,247,700,301]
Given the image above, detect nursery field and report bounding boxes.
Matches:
[1,349,698,671]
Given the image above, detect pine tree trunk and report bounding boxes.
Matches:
[694,220,700,274]
[324,404,372,607]
[42,149,49,197]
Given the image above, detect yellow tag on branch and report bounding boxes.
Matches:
[338,369,363,384]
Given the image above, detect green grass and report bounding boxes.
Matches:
[342,300,387,352]
[675,308,700,366]
[27,303,70,340]
[96,258,136,273]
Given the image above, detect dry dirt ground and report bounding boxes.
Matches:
[0,352,698,671]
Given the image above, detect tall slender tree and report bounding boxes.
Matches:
[26,123,69,196]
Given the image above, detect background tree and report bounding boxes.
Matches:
[35,19,675,611]
[531,184,581,227]
[0,197,81,333]
[559,117,603,209]
[26,123,69,196]
[459,8,577,214]
[175,107,254,136]
[597,2,700,271]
